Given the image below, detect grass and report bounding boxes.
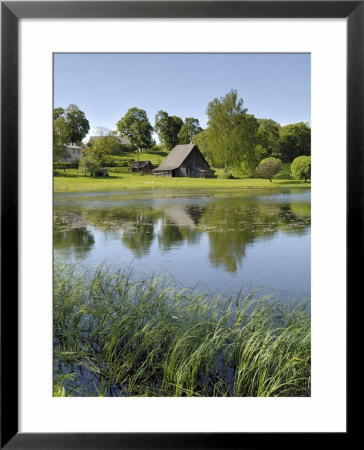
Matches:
[54,163,310,192]
[54,261,311,397]
[109,150,168,165]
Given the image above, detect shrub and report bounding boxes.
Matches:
[291,156,311,183]
[92,136,124,157]
[257,157,282,183]
[78,154,101,177]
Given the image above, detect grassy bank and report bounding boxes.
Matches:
[54,262,311,397]
[54,165,310,192]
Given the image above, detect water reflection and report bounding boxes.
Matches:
[121,213,155,257]
[54,189,310,293]
[53,228,95,258]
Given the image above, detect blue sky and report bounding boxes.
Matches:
[54,53,310,141]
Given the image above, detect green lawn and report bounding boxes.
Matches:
[54,161,310,192]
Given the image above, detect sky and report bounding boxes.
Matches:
[54,53,310,142]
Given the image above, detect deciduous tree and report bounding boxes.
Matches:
[53,107,68,162]
[154,111,183,151]
[256,118,280,157]
[88,136,123,159]
[257,157,282,183]
[278,122,311,162]
[178,118,202,144]
[192,130,211,160]
[64,104,90,145]
[206,90,258,173]
[290,155,311,182]
[117,107,154,150]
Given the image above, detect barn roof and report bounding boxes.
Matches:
[154,144,197,171]
[131,160,152,169]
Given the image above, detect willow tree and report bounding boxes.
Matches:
[206,90,258,173]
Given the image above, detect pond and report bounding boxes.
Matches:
[54,188,311,299]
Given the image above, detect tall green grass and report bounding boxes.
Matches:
[54,262,310,397]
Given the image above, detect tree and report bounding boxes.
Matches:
[178,118,202,144]
[257,157,282,183]
[53,107,65,120]
[117,107,154,150]
[206,90,259,173]
[256,118,280,157]
[87,136,123,159]
[192,129,211,159]
[53,107,68,162]
[64,104,90,145]
[278,122,311,162]
[154,111,183,151]
[78,154,101,177]
[290,155,311,182]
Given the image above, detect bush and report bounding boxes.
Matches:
[290,156,311,183]
[256,157,282,183]
[78,154,101,177]
[91,136,124,157]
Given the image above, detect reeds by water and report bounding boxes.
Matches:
[53,261,310,397]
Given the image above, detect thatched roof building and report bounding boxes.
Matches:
[153,144,215,178]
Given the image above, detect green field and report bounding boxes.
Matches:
[54,157,310,192]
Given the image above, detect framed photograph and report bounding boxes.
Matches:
[1,1,358,448]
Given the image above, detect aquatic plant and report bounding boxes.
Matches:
[53,261,310,397]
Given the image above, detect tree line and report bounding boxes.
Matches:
[54,89,311,176]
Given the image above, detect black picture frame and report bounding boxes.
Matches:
[1,1,358,448]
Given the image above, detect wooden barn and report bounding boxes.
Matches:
[131,160,155,174]
[153,144,215,178]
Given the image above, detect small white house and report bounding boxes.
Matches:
[62,144,84,161]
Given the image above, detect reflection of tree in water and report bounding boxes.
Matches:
[81,207,160,232]
[157,204,206,251]
[80,207,161,258]
[279,202,311,235]
[199,198,310,272]
[157,221,200,251]
[54,228,95,258]
[121,215,155,257]
[54,211,95,258]
[54,194,310,272]
[207,231,248,272]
